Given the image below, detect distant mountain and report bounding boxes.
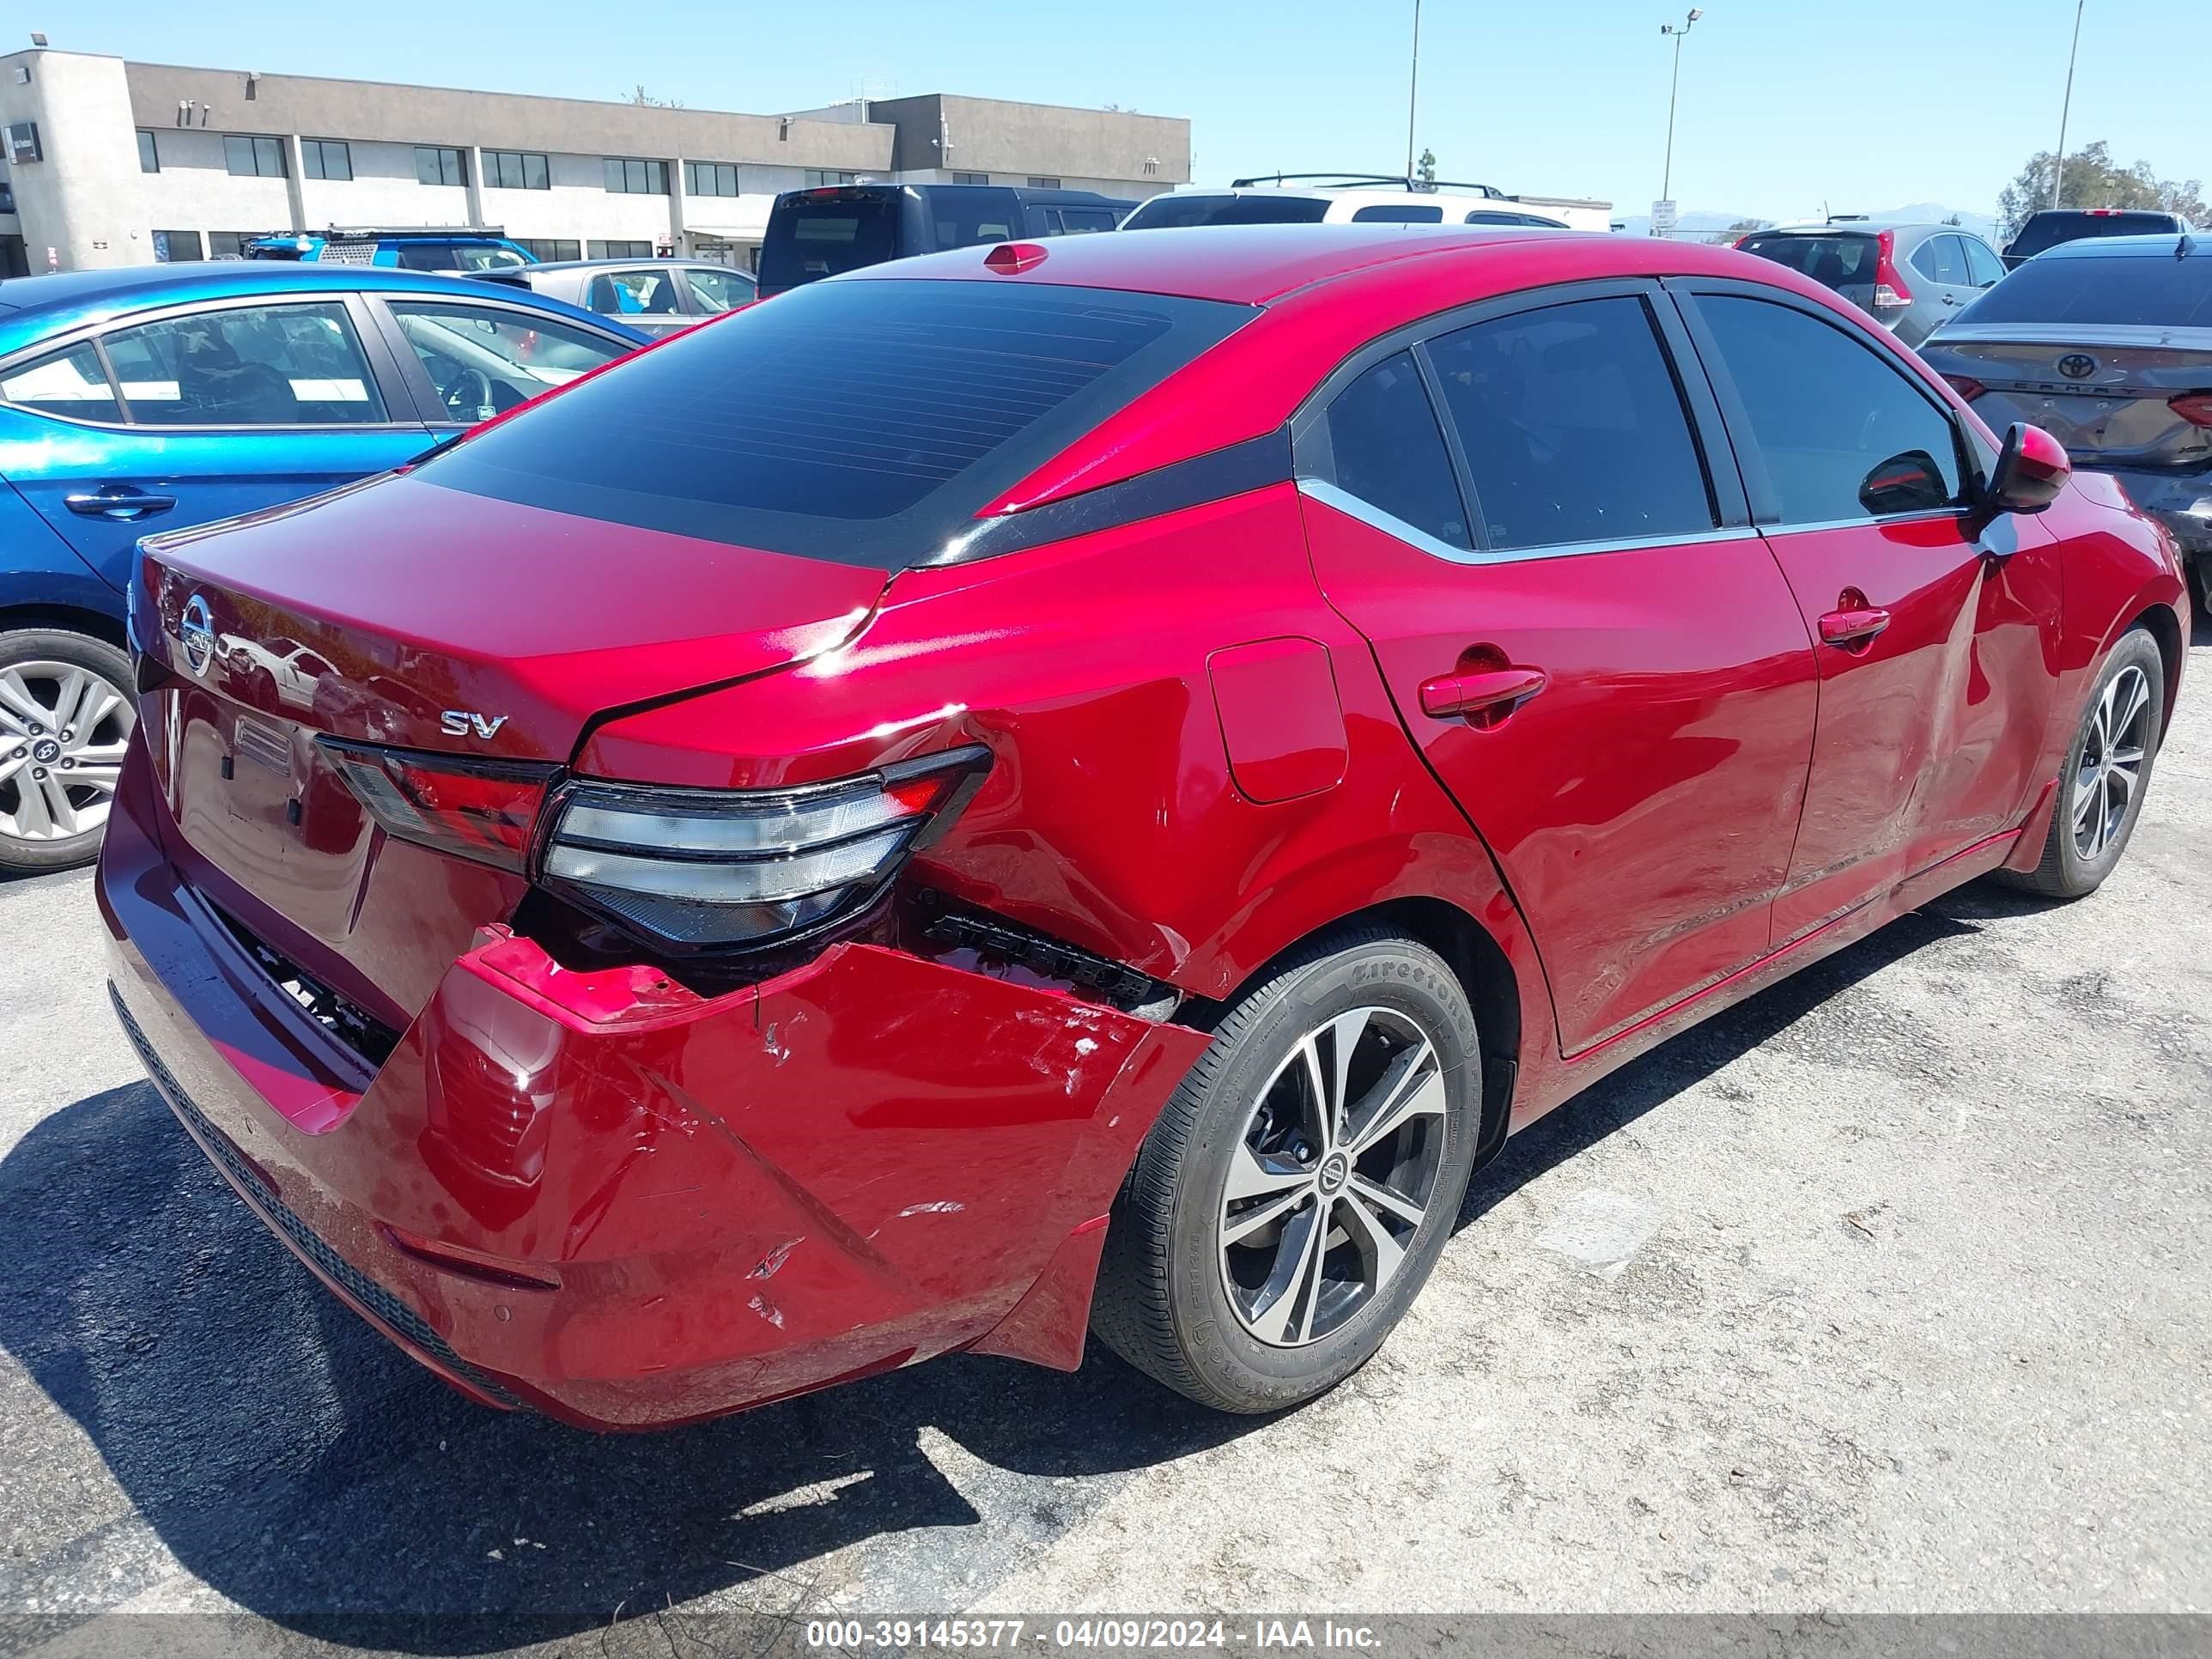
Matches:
[1610,203,2000,241]
[1871,204,2000,240]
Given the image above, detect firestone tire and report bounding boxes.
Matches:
[1091,928,1481,1414]
[1997,627,2165,901]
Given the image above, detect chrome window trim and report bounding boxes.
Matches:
[1758,507,1973,536]
[1299,477,1756,567]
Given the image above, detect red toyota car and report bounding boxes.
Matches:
[100,226,2188,1427]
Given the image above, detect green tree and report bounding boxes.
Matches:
[1996,141,2206,240]
[1417,148,1437,185]
[1711,217,1768,246]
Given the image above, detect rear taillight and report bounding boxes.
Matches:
[2172,392,2212,428]
[323,741,554,872]
[538,745,991,951]
[1942,374,1987,402]
[1873,228,1914,311]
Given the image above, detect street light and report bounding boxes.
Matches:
[1657,7,1703,230]
[1405,0,1423,184]
[2051,0,2086,209]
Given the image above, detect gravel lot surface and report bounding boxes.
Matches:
[2,618,2206,1656]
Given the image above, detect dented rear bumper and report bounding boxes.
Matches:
[97,743,1207,1431]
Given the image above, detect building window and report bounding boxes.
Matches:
[515,238,581,263]
[486,150,550,191]
[805,169,860,188]
[223,135,287,178]
[588,240,653,259]
[415,145,467,187]
[153,229,203,262]
[604,157,669,195]
[207,232,258,259]
[951,172,989,185]
[301,139,352,181]
[137,130,160,173]
[684,161,741,198]
[1027,176,1061,189]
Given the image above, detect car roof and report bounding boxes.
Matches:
[2021,208,2182,222]
[1162,185,1505,208]
[513,258,739,274]
[0,263,648,353]
[2032,231,2206,260]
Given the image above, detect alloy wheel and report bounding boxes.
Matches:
[2071,663,2152,860]
[1218,1006,1449,1348]
[0,660,136,845]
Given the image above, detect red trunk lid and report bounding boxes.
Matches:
[132,475,885,1024]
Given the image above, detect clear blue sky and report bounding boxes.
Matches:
[50,0,2210,222]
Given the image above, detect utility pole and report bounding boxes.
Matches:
[2051,0,2086,209]
[1658,9,1703,217]
[1405,0,1423,182]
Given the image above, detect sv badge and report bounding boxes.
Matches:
[440,710,509,740]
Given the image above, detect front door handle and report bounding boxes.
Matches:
[1419,665,1548,724]
[64,486,177,522]
[1819,604,1893,649]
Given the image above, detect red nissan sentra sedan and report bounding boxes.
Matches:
[100,226,2188,1426]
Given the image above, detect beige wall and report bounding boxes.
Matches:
[0,51,145,269]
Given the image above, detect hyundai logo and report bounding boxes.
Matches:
[2057,353,2098,380]
[179,594,216,675]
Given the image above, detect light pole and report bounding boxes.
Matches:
[2051,0,2086,209]
[1658,8,1703,229]
[1405,0,1423,183]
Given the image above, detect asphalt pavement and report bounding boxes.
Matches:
[2,617,2207,1656]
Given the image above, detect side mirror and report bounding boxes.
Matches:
[1984,422,2069,515]
[1858,449,1954,517]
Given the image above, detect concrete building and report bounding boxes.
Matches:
[0,48,1190,276]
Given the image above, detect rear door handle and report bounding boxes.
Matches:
[1819,605,1893,648]
[64,486,177,521]
[1419,665,1548,723]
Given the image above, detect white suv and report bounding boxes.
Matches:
[1120,173,1571,232]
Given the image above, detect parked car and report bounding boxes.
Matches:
[0,263,647,873]
[1734,219,2007,346]
[102,226,2185,1430]
[757,182,1135,296]
[246,226,538,273]
[1121,173,1571,231]
[2002,208,2191,270]
[482,258,757,337]
[1921,232,2212,604]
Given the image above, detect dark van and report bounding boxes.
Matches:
[758,183,1135,296]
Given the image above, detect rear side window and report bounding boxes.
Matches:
[1737,234,1877,289]
[1351,204,1443,223]
[919,186,1022,251]
[1121,195,1332,229]
[1695,295,1963,525]
[102,302,386,427]
[760,194,900,289]
[1428,296,1715,550]
[1321,352,1471,550]
[1958,254,2212,328]
[419,279,1255,567]
[2009,211,2179,257]
[1,343,121,421]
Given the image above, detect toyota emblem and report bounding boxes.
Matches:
[2057,353,2098,380]
[179,594,216,675]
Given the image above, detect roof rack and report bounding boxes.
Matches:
[1229,172,1505,200]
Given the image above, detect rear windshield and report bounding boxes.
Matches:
[760,193,901,290]
[416,279,1255,568]
[1957,254,2212,328]
[1735,234,1878,288]
[1121,194,1332,230]
[2008,212,2180,258]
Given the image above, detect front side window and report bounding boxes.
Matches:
[585,269,684,317]
[683,266,756,312]
[101,302,386,427]
[1962,238,2006,288]
[1,343,122,422]
[223,135,286,178]
[301,138,352,181]
[415,146,467,187]
[1428,295,1716,550]
[385,301,630,422]
[1695,295,1964,525]
[1322,351,1471,550]
[416,280,1254,565]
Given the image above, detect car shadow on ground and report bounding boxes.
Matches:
[0,884,2037,1651]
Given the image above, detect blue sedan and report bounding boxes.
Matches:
[0,263,647,873]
